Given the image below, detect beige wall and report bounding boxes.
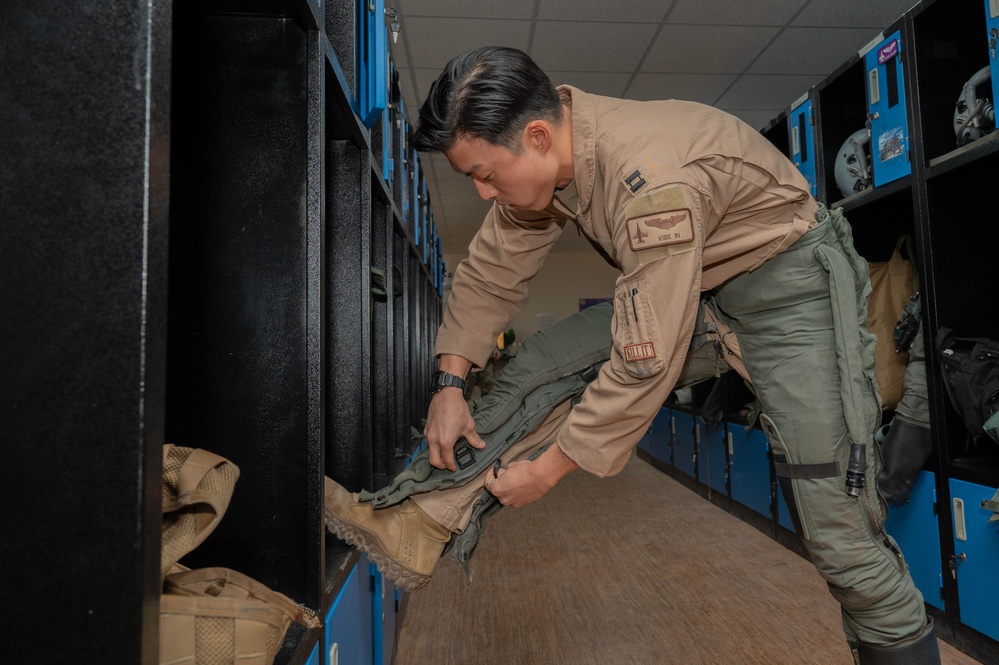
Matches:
[441,250,619,346]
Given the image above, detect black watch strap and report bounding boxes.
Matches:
[431,370,466,394]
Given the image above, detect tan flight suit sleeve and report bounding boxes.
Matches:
[557,181,711,477]
[435,202,568,369]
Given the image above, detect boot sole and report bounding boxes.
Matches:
[323,507,431,592]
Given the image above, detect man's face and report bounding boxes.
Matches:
[443,127,558,211]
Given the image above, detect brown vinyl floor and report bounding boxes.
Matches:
[393,452,982,665]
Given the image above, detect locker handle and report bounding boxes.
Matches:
[868,69,880,106]
[953,497,967,541]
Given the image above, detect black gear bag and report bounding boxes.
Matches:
[936,327,999,444]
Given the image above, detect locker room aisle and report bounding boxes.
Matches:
[393,452,981,665]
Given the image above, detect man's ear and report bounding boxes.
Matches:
[525,120,553,154]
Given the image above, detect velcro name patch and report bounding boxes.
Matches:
[624,341,657,363]
[627,208,694,251]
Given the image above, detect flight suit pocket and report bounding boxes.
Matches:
[613,275,665,379]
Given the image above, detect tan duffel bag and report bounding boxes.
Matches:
[160,565,320,665]
[159,445,319,664]
[161,444,240,580]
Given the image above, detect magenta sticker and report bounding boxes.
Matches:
[878,39,898,64]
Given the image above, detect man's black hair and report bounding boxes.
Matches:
[412,46,563,154]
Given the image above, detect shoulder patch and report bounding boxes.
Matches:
[628,209,693,251]
[622,169,647,194]
[623,185,699,265]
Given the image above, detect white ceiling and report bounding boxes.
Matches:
[388,0,918,255]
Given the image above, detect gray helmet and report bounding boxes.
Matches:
[954,65,995,146]
[834,128,872,199]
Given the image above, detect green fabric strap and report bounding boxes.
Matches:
[813,204,879,447]
[774,460,840,479]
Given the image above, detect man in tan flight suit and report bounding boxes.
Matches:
[325,46,940,664]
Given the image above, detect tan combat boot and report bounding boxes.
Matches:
[324,476,451,591]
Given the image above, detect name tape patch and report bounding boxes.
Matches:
[624,341,657,363]
[627,208,694,251]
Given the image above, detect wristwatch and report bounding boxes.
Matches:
[430,370,466,395]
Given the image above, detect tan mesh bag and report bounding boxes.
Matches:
[161,444,240,580]
[160,566,320,665]
[866,236,915,411]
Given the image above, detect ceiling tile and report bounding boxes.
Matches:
[668,0,808,26]
[747,26,882,75]
[791,0,917,28]
[531,20,658,72]
[395,0,537,19]
[547,71,633,98]
[641,24,781,74]
[400,66,457,112]
[389,42,410,69]
[625,72,737,104]
[721,108,787,131]
[537,0,668,22]
[401,17,532,70]
[395,67,420,114]
[715,73,823,109]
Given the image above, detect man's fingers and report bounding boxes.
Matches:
[466,432,486,449]
[428,446,443,469]
[427,441,456,471]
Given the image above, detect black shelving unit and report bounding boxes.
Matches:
[4,2,443,664]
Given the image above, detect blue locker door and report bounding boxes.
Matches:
[306,642,321,665]
[776,481,795,532]
[729,424,771,519]
[382,103,393,186]
[883,471,944,611]
[949,478,999,641]
[372,566,398,665]
[636,421,653,454]
[701,419,727,496]
[986,0,999,109]
[651,407,671,464]
[788,96,817,197]
[411,152,420,241]
[326,557,374,665]
[646,406,672,464]
[356,0,387,128]
[672,410,696,479]
[694,418,705,485]
[865,31,911,186]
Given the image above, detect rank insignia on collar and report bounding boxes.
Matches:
[623,169,647,194]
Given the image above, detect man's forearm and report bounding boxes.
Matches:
[439,353,472,378]
[535,441,579,489]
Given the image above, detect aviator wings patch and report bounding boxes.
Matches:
[627,209,694,251]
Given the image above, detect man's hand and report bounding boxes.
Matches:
[485,442,578,508]
[424,387,485,471]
